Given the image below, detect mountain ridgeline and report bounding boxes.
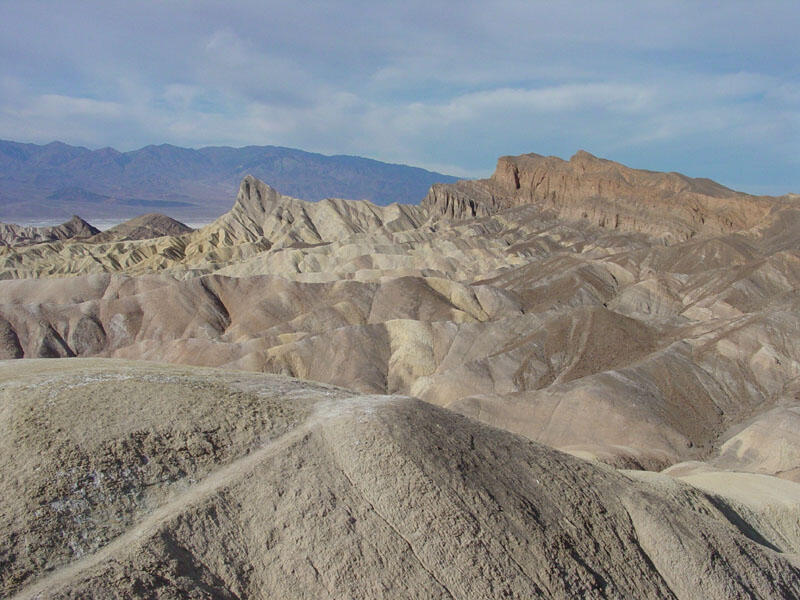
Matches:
[0,139,459,221]
[2,150,800,599]
[423,150,780,241]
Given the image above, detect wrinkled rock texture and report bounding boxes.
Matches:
[86,213,193,243]
[422,150,776,240]
[0,216,99,247]
[2,152,800,598]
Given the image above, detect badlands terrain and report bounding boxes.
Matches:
[2,150,800,597]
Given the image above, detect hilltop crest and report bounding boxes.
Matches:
[424,151,775,240]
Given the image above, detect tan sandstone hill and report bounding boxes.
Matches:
[1,163,798,474]
[2,359,799,600]
[0,176,426,279]
[1,154,800,597]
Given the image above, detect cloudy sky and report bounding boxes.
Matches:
[0,1,797,193]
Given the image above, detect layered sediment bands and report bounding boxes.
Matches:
[3,153,800,597]
[3,360,800,599]
[0,162,799,476]
[0,176,426,279]
[203,175,425,249]
[423,150,776,240]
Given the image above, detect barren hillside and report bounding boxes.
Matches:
[3,360,799,599]
[1,152,799,598]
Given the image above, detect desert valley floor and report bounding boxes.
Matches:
[2,151,800,598]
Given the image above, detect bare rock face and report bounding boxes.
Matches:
[0,216,99,247]
[1,165,800,476]
[29,320,74,358]
[3,360,800,600]
[66,315,107,355]
[713,406,800,481]
[206,174,425,248]
[2,157,800,597]
[422,150,775,241]
[0,176,426,279]
[422,180,502,219]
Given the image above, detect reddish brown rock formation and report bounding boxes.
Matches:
[423,150,777,240]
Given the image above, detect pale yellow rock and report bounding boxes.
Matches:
[1,159,800,507]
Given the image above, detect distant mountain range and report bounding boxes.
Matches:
[0,140,459,221]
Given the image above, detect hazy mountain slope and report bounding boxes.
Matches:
[3,360,799,600]
[0,139,459,220]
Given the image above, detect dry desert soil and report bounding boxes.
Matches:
[2,150,800,598]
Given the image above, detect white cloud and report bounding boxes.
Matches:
[162,84,203,109]
[442,84,654,117]
[0,1,796,191]
[18,95,124,119]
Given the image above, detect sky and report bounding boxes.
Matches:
[0,1,797,194]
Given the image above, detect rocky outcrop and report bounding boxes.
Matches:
[0,176,428,279]
[3,202,800,474]
[1,166,800,474]
[2,158,800,598]
[423,150,777,241]
[422,180,502,219]
[0,315,22,358]
[0,165,799,473]
[0,216,99,247]
[202,174,425,248]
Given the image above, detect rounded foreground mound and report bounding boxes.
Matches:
[2,359,799,599]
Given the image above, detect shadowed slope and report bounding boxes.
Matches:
[1,159,799,476]
[3,360,799,599]
[0,216,99,247]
